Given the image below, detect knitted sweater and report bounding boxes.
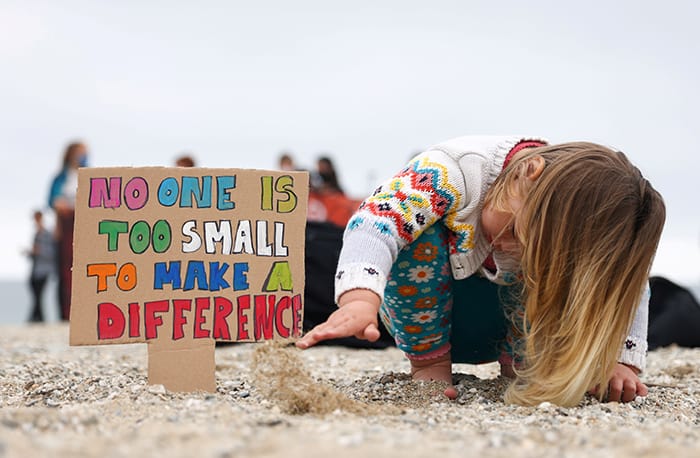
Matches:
[335,135,648,370]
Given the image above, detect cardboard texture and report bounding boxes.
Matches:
[69,167,308,392]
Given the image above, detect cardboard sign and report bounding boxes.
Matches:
[69,167,309,392]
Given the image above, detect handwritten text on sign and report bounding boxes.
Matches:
[69,168,308,346]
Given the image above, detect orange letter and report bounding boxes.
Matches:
[116,262,137,291]
[87,263,117,292]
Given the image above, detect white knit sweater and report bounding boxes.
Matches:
[335,135,648,370]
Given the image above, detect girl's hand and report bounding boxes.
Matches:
[590,363,649,403]
[296,290,381,349]
[607,363,648,402]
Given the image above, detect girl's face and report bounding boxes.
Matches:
[481,194,524,255]
[481,153,545,255]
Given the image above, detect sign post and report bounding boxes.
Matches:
[69,167,308,392]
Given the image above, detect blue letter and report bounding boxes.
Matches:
[158,177,179,207]
[181,176,212,208]
[208,262,230,291]
[216,176,236,210]
[233,262,249,291]
[154,261,182,289]
[184,260,209,291]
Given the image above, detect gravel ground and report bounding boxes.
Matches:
[1,323,699,458]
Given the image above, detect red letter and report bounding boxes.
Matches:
[144,300,169,339]
[172,299,191,340]
[291,294,303,338]
[274,296,291,338]
[213,297,233,340]
[254,294,275,340]
[237,295,250,340]
[128,302,140,338]
[193,297,211,338]
[97,302,125,339]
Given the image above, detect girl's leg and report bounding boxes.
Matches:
[28,277,44,322]
[382,224,455,387]
[383,224,523,389]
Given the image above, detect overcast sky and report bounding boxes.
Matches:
[1,0,699,285]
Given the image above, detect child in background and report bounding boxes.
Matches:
[26,210,55,322]
[297,136,665,407]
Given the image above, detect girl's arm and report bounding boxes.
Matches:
[333,150,473,305]
[299,150,476,349]
[618,284,650,371]
[600,283,651,402]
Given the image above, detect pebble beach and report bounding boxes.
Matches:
[1,323,699,458]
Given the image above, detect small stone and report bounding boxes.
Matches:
[256,418,285,427]
[147,384,167,395]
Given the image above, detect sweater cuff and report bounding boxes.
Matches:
[334,262,388,305]
[619,336,648,372]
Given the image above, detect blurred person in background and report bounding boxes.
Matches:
[278,152,296,171]
[307,155,361,228]
[25,210,55,323]
[315,156,344,194]
[175,154,196,167]
[48,141,88,321]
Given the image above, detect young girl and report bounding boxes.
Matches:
[297,136,665,407]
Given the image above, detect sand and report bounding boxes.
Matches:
[1,323,699,458]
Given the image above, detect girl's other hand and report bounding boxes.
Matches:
[606,363,649,402]
[589,363,649,403]
[296,290,381,349]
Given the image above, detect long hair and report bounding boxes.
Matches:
[62,142,85,168]
[317,156,344,194]
[485,142,666,406]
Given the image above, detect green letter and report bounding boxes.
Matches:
[261,261,293,291]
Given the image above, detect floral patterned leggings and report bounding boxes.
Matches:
[381,224,521,364]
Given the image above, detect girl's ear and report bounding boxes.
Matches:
[524,155,546,181]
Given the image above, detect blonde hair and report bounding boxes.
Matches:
[485,142,665,407]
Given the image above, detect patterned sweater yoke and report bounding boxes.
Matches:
[335,135,542,299]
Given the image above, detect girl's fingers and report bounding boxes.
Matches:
[296,316,362,349]
[607,379,623,402]
[359,323,380,342]
[621,380,638,403]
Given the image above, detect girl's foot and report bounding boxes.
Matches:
[409,352,458,400]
